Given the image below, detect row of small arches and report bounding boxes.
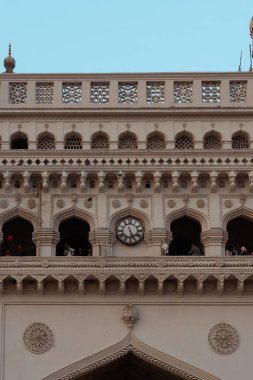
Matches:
[2,130,250,150]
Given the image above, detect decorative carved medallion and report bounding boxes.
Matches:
[84,199,93,208]
[208,323,239,354]
[167,199,176,208]
[112,199,121,208]
[196,199,205,208]
[56,199,65,209]
[27,199,37,209]
[23,322,54,354]
[140,199,148,208]
[0,200,8,209]
[122,304,139,329]
[224,200,233,208]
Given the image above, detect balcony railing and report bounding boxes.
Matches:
[1,73,253,109]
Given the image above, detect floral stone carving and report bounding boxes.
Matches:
[23,322,54,354]
[0,200,9,209]
[208,322,239,355]
[27,199,37,209]
[122,304,139,329]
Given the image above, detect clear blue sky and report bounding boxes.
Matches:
[1,0,252,73]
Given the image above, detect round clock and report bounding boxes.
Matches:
[116,217,144,245]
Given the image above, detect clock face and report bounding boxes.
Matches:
[117,217,144,245]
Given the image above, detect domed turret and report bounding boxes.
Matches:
[3,44,16,73]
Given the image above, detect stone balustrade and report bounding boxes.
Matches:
[1,73,253,109]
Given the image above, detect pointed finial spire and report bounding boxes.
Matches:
[3,43,16,73]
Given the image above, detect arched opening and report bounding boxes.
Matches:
[37,132,55,150]
[146,132,165,150]
[56,217,92,256]
[64,132,82,150]
[203,132,221,150]
[169,217,202,256]
[118,131,138,150]
[10,132,28,149]
[1,217,35,256]
[75,353,184,380]
[226,216,253,254]
[232,132,249,149]
[175,132,194,150]
[91,132,109,149]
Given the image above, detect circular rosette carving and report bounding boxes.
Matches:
[112,199,121,208]
[167,199,176,208]
[196,199,205,208]
[208,323,239,354]
[0,200,8,209]
[27,199,37,209]
[140,199,148,208]
[56,199,65,209]
[84,199,93,208]
[23,322,54,354]
[224,200,233,208]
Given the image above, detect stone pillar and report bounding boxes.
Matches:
[144,228,172,256]
[32,229,60,257]
[201,229,228,257]
[229,171,236,193]
[89,228,116,257]
[80,171,87,192]
[153,171,161,193]
[135,171,143,193]
[191,170,199,193]
[172,171,179,192]
[210,171,218,193]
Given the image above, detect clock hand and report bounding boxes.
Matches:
[128,226,134,237]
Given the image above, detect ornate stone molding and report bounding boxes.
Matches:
[23,322,54,354]
[42,332,220,380]
[208,323,239,355]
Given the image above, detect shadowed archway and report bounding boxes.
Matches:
[169,217,202,256]
[227,216,253,253]
[76,353,183,380]
[56,217,91,256]
[1,217,35,256]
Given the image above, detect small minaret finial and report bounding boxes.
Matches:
[249,17,253,71]
[3,42,16,73]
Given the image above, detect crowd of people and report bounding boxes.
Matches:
[225,245,253,256]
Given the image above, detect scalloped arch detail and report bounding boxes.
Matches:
[166,207,208,231]
[223,206,253,229]
[109,207,151,232]
[53,207,96,230]
[42,332,220,380]
[0,206,38,231]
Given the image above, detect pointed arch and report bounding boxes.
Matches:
[231,130,249,149]
[37,131,56,150]
[223,206,253,229]
[64,132,82,150]
[146,131,165,150]
[203,131,222,150]
[0,206,39,231]
[175,131,194,150]
[53,207,96,231]
[109,207,151,232]
[42,332,220,380]
[166,207,208,232]
[118,131,138,149]
[91,131,109,149]
[10,131,28,149]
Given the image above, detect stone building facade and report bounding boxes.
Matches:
[0,66,253,379]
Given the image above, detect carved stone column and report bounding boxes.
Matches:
[23,170,30,192]
[98,171,105,193]
[201,228,228,257]
[135,171,143,193]
[4,171,10,192]
[80,171,87,193]
[32,229,60,257]
[210,171,217,193]
[191,170,199,193]
[153,171,161,193]
[89,228,116,257]
[144,228,172,256]
[172,171,179,192]
[117,172,124,193]
[229,171,236,193]
[61,171,67,192]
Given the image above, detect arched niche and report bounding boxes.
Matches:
[175,131,194,150]
[1,217,35,256]
[118,131,138,150]
[64,132,82,150]
[226,216,253,254]
[169,217,202,256]
[10,131,28,149]
[37,132,56,150]
[203,131,221,150]
[56,217,92,256]
[231,131,249,149]
[91,131,109,149]
[146,131,165,150]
